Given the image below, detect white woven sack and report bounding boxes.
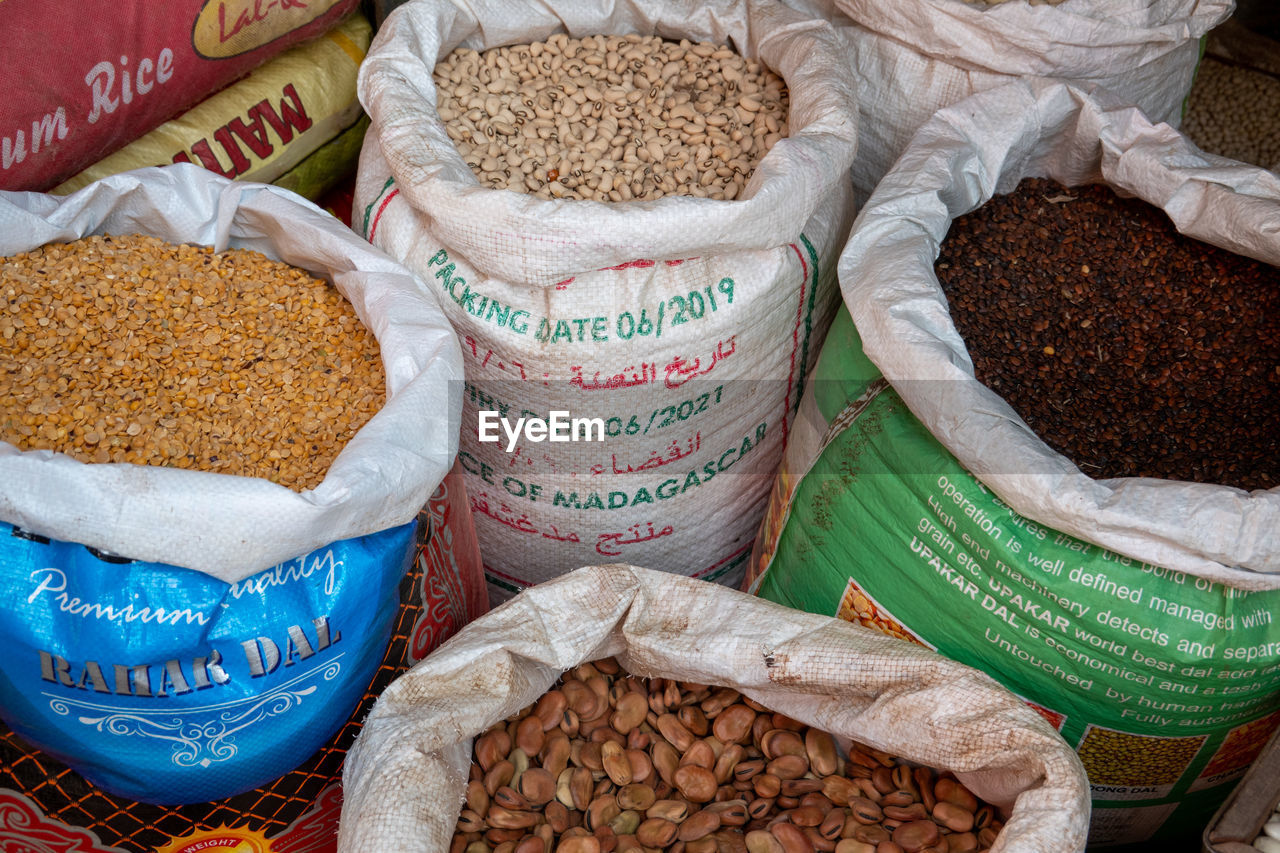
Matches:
[338,564,1091,853]
[786,0,1232,201]
[355,0,858,601]
[0,164,463,582]
[841,79,1280,586]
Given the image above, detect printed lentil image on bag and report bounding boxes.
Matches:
[0,233,386,490]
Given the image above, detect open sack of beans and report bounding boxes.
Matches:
[338,564,1090,853]
[746,79,1280,850]
[784,0,1231,200]
[354,0,858,604]
[0,164,470,807]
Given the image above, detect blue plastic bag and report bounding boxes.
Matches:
[0,519,415,803]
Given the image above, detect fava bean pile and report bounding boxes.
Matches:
[0,234,385,490]
[434,34,788,202]
[937,178,1279,490]
[454,658,1005,853]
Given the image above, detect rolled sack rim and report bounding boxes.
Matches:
[839,79,1280,583]
[0,164,464,582]
[831,0,1232,78]
[356,0,859,287]
[338,564,1090,853]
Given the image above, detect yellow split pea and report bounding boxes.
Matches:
[0,233,385,491]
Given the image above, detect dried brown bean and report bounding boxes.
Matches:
[658,714,697,752]
[780,780,823,798]
[834,843,875,853]
[761,731,806,761]
[681,740,717,770]
[746,830,785,853]
[766,755,809,781]
[769,822,814,853]
[518,716,547,757]
[675,765,719,803]
[495,787,531,811]
[603,741,634,786]
[618,784,657,811]
[679,706,711,736]
[934,781,978,814]
[637,818,681,848]
[818,810,846,841]
[890,821,938,853]
[679,810,723,842]
[487,761,516,797]
[930,802,973,833]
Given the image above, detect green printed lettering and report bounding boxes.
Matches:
[583,492,605,510]
[455,284,479,314]
[657,479,680,499]
[511,310,531,334]
[485,300,510,327]
[682,469,702,493]
[428,249,448,266]
[551,320,573,344]
[535,318,552,342]
[702,460,718,482]
[591,317,609,342]
[553,490,581,509]
[434,262,458,292]
[608,492,628,509]
[631,487,653,505]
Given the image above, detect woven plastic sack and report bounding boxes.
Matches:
[748,80,1280,849]
[355,0,858,603]
[53,14,372,195]
[0,164,464,804]
[785,0,1232,201]
[338,564,1090,853]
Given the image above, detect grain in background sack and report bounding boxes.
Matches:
[0,164,464,805]
[785,0,1231,201]
[355,0,858,603]
[0,0,358,192]
[53,14,372,198]
[747,80,1280,850]
[338,564,1090,853]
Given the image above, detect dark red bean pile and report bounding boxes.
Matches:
[936,178,1279,491]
